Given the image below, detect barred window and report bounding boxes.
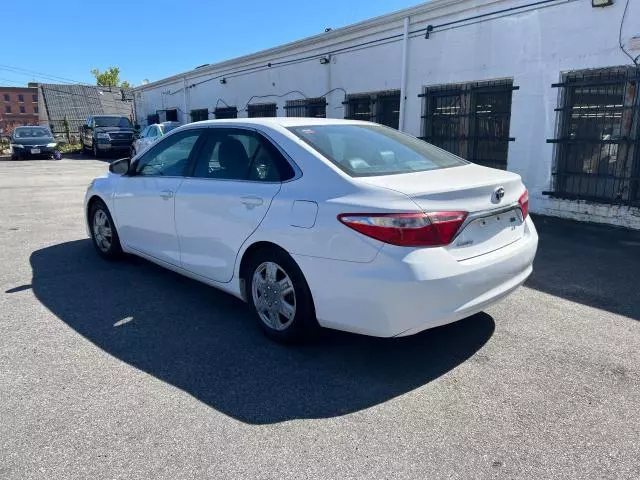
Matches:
[345,90,400,129]
[190,109,209,122]
[420,80,516,170]
[214,106,238,119]
[248,103,277,118]
[284,97,326,118]
[547,67,640,206]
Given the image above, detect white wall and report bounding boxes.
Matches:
[134,0,640,228]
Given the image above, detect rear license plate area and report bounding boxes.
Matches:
[31,148,41,154]
[449,208,524,260]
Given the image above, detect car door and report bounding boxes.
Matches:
[174,127,295,283]
[113,128,206,266]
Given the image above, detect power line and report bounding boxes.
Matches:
[164,0,572,95]
[618,0,640,67]
[0,65,90,85]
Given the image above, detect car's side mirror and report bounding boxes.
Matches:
[109,157,131,175]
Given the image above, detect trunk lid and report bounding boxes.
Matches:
[356,164,527,260]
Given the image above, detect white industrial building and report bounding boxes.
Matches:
[133,0,640,229]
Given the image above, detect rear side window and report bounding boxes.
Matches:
[190,129,295,182]
[288,124,467,177]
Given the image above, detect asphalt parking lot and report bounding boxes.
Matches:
[0,155,639,479]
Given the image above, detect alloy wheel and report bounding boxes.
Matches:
[251,261,296,331]
[92,209,112,252]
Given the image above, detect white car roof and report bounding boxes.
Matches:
[184,117,371,128]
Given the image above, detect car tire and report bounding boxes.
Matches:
[89,199,122,259]
[246,247,318,343]
[92,143,101,158]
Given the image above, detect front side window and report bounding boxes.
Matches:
[288,124,467,177]
[191,128,294,182]
[135,129,202,177]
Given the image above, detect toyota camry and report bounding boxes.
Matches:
[85,118,538,342]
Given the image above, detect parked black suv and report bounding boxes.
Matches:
[80,115,135,157]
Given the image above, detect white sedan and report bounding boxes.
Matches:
[85,118,538,342]
[131,121,182,156]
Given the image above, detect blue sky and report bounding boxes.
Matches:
[1,0,422,87]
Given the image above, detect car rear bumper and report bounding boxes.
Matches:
[293,217,538,337]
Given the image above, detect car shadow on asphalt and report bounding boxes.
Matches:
[28,239,494,424]
[527,215,640,321]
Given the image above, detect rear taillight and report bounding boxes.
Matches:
[337,211,467,247]
[518,189,529,219]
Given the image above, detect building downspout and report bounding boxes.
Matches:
[182,76,189,123]
[399,16,409,132]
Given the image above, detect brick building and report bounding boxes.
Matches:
[0,86,39,137]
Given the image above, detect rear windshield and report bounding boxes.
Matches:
[95,116,132,128]
[288,124,467,177]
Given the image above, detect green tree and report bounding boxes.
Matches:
[120,80,131,88]
[90,67,130,88]
[62,116,70,143]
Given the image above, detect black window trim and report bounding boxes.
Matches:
[247,103,278,118]
[419,79,517,170]
[213,106,238,119]
[344,89,401,129]
[184,125,301,183]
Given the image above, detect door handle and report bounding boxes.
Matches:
[241,196,264,208]
[160,190,174,199]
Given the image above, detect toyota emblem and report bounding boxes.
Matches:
[493,187,505,203]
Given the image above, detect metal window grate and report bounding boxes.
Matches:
[214,106,238,119]
[284,97,326,117]
[420,79,516,170]
[344,90,401,129]
[190,109,209,122]
[547,67,640,206]
[247,103,277,118]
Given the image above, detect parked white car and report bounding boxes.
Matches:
[85,118,538,342]
[131,121,182,156]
